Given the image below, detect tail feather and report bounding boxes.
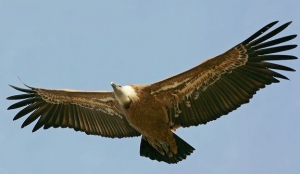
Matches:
[140,133,195,164]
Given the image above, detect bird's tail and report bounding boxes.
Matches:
[139,133,195,164]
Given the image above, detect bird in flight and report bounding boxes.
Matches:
[7,21,297,164]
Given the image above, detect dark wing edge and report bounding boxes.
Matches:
[151,21,297,128]
[7,85,140,138]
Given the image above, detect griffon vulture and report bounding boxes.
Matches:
[7,21,297,164]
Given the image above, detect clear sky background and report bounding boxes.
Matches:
[0,0,299,174]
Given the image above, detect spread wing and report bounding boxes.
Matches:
[7,85,140,138]
[149,21,297,128]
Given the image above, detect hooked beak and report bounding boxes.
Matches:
[111,82,121,90]
[111,82,116,87]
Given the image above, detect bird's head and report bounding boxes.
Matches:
[111,82,138,109]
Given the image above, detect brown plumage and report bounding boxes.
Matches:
[7,21,297,164]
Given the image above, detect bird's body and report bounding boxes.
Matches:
[7,21,297,163]
[113,84,180,158]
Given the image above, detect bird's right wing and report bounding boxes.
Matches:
[7,85,140,138]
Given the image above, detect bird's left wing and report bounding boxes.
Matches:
[149,21,297,128]
[7,85,140,138]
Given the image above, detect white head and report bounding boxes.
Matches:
[111,82,139,109]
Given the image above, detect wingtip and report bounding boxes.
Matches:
[13,116,19,121]
[21,124,26,129]
[32,127,38,132]
[266,21,293,30]
[290,34,297,40]
[290,44,298,49]
[8,84,35,93]
[6,95,13,100]
[8,84,20,90]
[282,21,293,28]
[268,21,279,28]
[7,105,14,110]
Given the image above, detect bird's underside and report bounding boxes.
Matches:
[7,21,297,164]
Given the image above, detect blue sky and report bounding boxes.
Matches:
[0,0,299,173]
